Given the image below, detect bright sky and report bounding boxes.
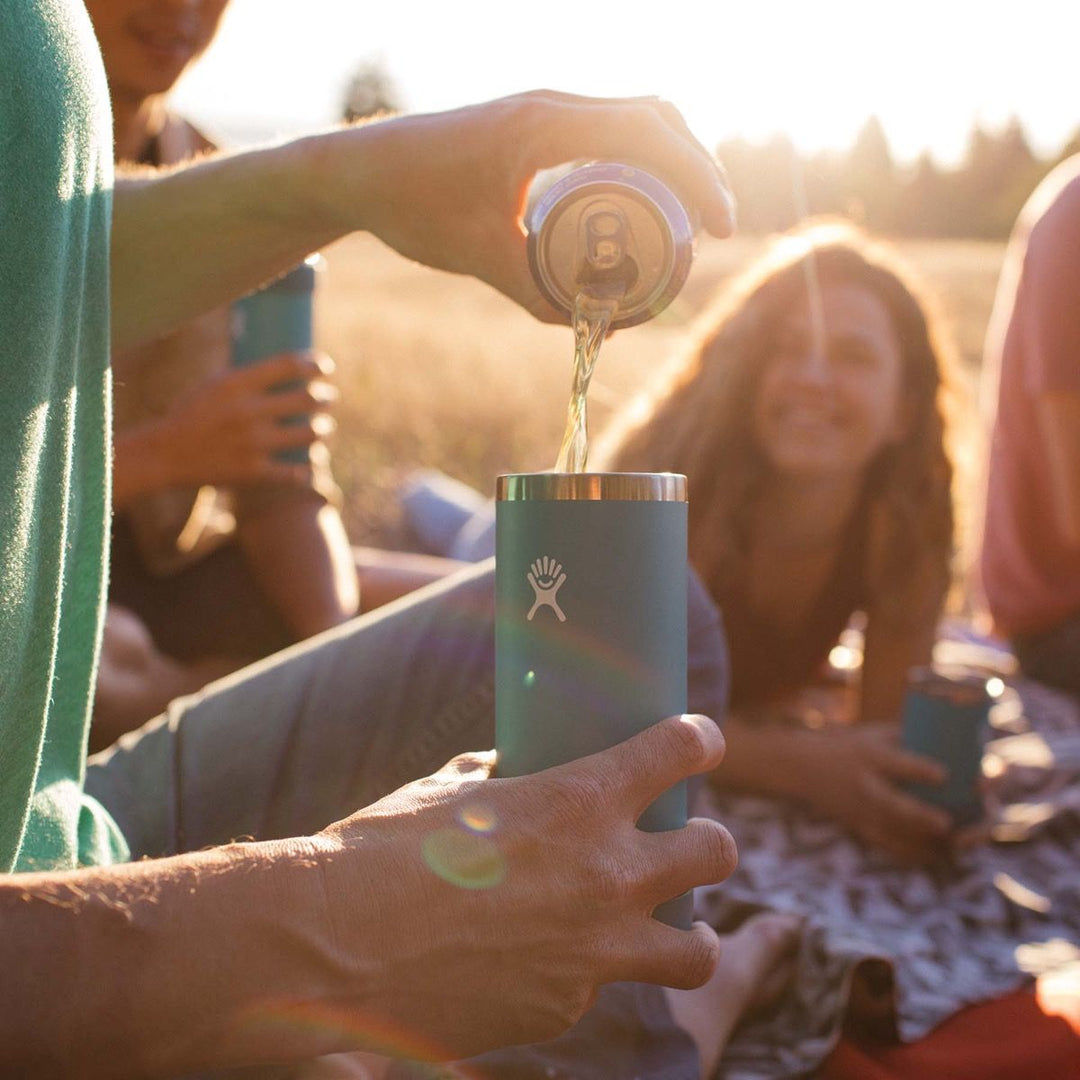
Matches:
[172,0,1079,167]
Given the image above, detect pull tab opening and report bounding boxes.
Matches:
[575,204,639,298]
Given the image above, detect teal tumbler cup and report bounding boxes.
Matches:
[901,665,994,826]
[231,257,319,465]
[495,472,690,927]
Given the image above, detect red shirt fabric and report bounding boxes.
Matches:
[979,155,1080,637]
[821,986,1080,1080]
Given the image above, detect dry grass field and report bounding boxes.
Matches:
[316,232,1006,570]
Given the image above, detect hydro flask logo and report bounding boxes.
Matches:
[527,556,566,622]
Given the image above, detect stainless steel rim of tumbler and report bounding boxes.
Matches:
[496,472,686,502]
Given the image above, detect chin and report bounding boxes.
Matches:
[141,60,191,94]
[769,448,852,479]
[108,66,182,101]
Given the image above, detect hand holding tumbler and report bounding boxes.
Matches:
[231,257,320,465]
[495,472,691,927]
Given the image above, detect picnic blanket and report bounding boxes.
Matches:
[696,677,1080,1079]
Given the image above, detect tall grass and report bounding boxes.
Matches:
[317,232,1005,581]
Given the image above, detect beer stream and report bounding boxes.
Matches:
[554,288,622,473]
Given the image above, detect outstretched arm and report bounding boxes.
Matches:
[715,712,952,864]
[2,716,734,1076]
[111,92,735,352]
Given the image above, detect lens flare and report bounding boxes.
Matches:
[422,827,505,890]
[233,998,490,1074]
[523,670,536,688]
[460,803,498,833]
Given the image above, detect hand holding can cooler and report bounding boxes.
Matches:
[231,256,321,465]
[495,472,691,928]
[900,666,1000,826]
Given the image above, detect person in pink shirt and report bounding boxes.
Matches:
[978,153,1080,696]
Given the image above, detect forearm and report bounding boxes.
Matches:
[110,116,463,353]
[712,714,816,802]
[111,93,737,354]
[111,421,181,509]
[859,600,939,724]
[235,494,359,639]
[111,131,357,353]
[0,838,360,1077]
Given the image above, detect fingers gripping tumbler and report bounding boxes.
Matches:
[495,473,691,928]
[231,256,320,465]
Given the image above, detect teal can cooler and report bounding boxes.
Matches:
[901,665,995,826]
[495,472,690,927]
[231,257,320,465]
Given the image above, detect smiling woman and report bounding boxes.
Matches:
[597,220,957,720]
[594,219,962,865]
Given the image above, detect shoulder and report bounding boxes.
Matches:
[1022,156,1080,260]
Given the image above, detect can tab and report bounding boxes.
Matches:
[577,202,639,296]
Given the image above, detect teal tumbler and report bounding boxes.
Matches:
[901,665,994,826]
[495,472,690,927]
[231,257,320,465]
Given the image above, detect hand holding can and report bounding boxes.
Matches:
[900,666,998,826]
[231,256,322,466]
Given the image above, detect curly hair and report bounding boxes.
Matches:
[595,219,958,632]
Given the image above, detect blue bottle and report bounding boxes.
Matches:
[231,257,320,465]
[495,472,691,927]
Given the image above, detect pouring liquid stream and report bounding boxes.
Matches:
[554,287,624,473]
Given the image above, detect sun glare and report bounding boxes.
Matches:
[172,0,1079,167]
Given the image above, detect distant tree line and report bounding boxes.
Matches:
[342,59,403,124]
[340,56,1075,242]
[716,116,1080,239]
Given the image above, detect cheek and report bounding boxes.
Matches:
[855,378,906,449]
[749,379,776,447]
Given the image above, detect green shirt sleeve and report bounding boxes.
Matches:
[0,0,128,871]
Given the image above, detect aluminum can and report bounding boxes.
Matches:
[231,256,321,465]
[525,163,695,330]
[900,665,995,825]
[495,472,690,927]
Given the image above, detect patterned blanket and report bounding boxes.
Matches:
[696,679,1080,1079]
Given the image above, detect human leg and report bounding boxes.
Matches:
[88,541,727,859]
[86,560,499,857]
[663,912,802,1076]
[399,469,489,556]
